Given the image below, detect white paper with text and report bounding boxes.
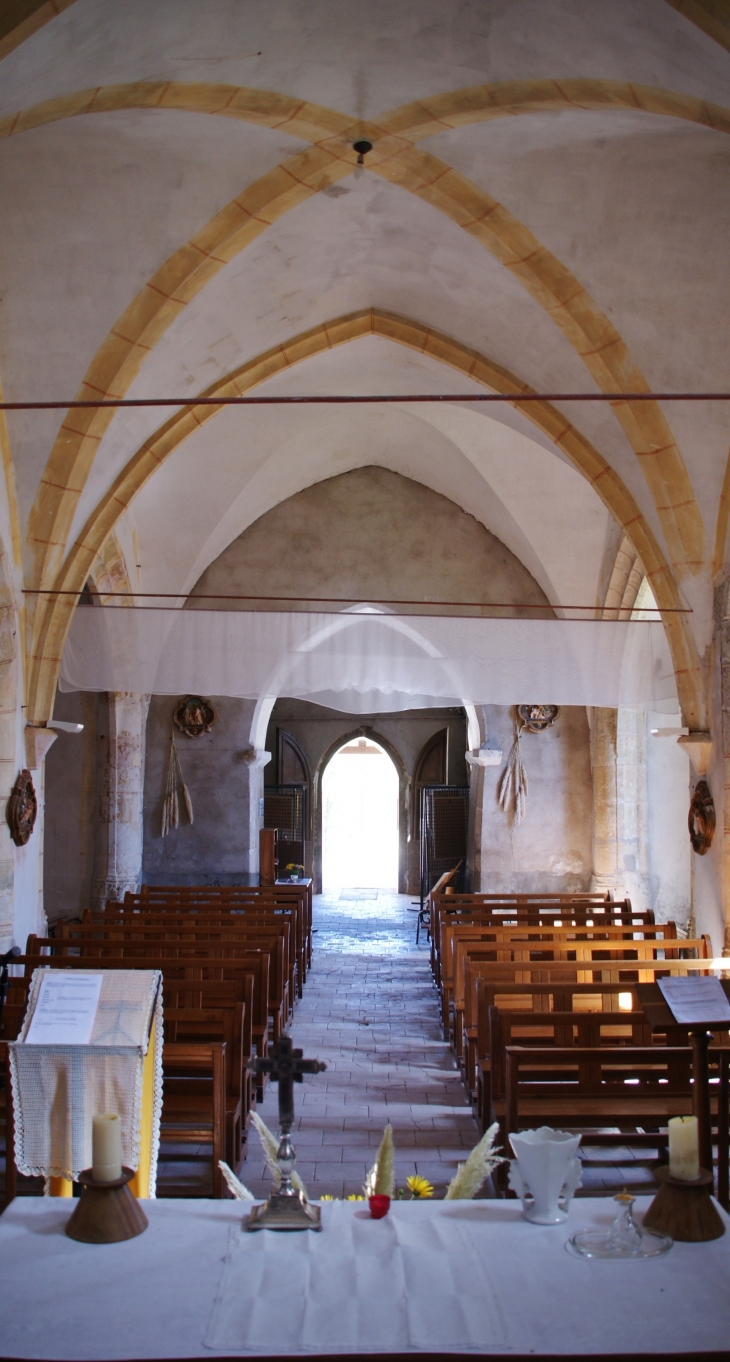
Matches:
[658,975,730,1025]
[24,972,103,1045]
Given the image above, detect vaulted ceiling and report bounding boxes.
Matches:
[0,0,728,724]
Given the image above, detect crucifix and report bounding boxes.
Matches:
[246,1034,327,1231]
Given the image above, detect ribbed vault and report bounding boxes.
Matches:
[26,309,702,729]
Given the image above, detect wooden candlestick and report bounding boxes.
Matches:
[643,1166,725,1243]
[65,1167,148,1244]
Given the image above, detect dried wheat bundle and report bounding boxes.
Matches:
[444,1123,504,1201]
[218,1161,254,1201]
[250,1111,308,1201]
[498,730,528,825]
[364,1123,395,1198]
[161,734,193,837]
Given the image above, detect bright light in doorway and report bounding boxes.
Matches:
[322,738,399,890]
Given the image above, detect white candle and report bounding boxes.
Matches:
[668,1115,699,1181]
[92,1114,122,1182]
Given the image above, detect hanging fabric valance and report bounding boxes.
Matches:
[58,607,678,712]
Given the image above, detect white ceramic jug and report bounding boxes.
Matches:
[508,1127,582,1224]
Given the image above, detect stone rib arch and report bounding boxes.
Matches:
[22,77,716,631]
[3,78,728,147]
[26,310,703,731]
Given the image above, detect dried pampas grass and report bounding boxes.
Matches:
[161,734,193,837]
[498,730,528,825]
[218,1161,254,1201]
[445,1123,504,1201]
[250,1111,309,1201]
[364,1124,395,1198]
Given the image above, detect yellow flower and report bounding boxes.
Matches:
[319,1194,336,1201]
[346,1194,365,1201]
[407,1175,434,1199]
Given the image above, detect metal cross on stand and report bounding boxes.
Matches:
[246,1034,327,1232]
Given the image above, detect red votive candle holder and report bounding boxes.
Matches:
[369,1195,390,1219]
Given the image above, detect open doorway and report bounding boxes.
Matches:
[322,737,399,890]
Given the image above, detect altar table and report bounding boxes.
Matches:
[0,1196,729,1360]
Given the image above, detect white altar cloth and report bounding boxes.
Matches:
[0,1196,728,1359]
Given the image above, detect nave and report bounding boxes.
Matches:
[235,891,479,1203]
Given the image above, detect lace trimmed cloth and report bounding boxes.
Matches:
[9,969,163,1192]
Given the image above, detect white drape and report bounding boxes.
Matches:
[58,607,678,712]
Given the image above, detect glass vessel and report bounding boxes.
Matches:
[567,1191,673,1259]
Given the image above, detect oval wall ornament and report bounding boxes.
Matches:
[173,695,216,739]
[517,704,560,734]
[7,769,38,846]
[688,779,715,855]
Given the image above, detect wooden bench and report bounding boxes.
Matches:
[129,881,312,977]
[59,921,291,1036]
[21,946,271,1103]
[92,904,303,1005]
[429,894,642,983]
[502,1043,693,1146]
[38,931,279,1055]
[447,923,683,1049]
[448,935,708,1057]
[160,1040,226,1198]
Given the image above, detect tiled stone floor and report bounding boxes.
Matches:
[238,890,480,1200]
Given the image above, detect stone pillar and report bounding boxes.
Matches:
[720,607,730,952]
[0,582,16,947]
[92,693,150,908]
[615,707,651,913]
[591,707,618,893]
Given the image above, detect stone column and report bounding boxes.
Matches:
[591,707,618,894]
[615,707,651,912]
[92,692,150,908]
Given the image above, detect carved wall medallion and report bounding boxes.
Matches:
[7,768,38,846]
[688,779,715,855]
[173,695,216,739]
[517,704,560,734]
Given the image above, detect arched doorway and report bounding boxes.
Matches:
[321,736,400,891]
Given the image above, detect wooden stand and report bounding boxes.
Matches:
[643,1166,725,1242]
[259,827,277,887]
[65,1168,148,1244]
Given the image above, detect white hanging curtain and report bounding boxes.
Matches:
[58,607,678,712]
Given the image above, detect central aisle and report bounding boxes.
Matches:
[244,891,481,1200]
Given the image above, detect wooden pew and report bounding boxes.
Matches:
[93,903,303,1006]
[125,892,307,987]
[429,894,644,984]
[447,934,708,1057]
[160,1040,226,1198]
[162,979,250,1165]
[130,881,312,980]
[70,915,292,1027]
[469,969,710,1129]
[502,1043,694,1156]
[446,921,681,1046]
[44,927,283,1048]
[23,944,271,1099]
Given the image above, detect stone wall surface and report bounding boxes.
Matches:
[474,703,593,893]
[142,695,261,886]
[44,689,99,922]
[189,466,550,615]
